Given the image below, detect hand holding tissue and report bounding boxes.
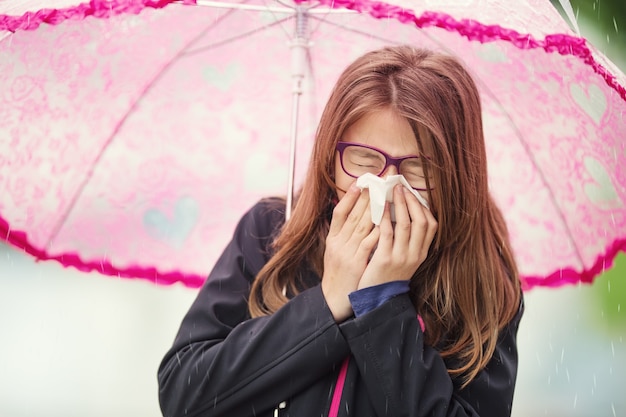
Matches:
[356,173,429,225]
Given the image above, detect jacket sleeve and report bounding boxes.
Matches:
[339,292,524,417]
[157,201,349,417]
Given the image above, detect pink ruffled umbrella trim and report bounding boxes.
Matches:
[2,215,624,290]
[0,0,190,31]
[1,0,625,288]
[521,238,626,290]
[315,0,626,103]
[1,215,206,287]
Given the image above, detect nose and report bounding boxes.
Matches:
[381,163,399,177]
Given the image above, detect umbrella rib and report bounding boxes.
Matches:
[476,85,587,269]
[189,0,295,13]
[188,0,357,14]
[182,16,293,57]
[44,6,285,252]
[261,0,296,40]
[308,15,403,45]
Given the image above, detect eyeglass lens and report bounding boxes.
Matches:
[341,145,428,190]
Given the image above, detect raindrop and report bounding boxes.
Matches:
[566,368,571,383]
[614,17,619,34]
[612,403,617,417]
[573,393,578,408]
[612,341,615,357]
[560,348,565,364]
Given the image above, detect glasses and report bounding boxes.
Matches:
[335,141,432,191]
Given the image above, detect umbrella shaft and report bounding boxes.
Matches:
[286,87,301,221]
[286,6,310,220]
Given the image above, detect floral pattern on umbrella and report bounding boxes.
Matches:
[0,0,624,289]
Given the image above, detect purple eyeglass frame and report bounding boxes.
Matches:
[335,141,432,191]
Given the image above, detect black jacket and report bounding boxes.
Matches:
[158,199,524,417]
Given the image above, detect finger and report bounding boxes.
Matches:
[403,188,430,254]
[392,185,411,246]
[405,189,438,264]
[358,223,380,260]
[328,184,361,236]
[342,188,372,238]
[375,201,394,254]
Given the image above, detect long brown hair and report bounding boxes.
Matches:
[249,46,521,386]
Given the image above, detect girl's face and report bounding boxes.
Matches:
[334,108,429,201]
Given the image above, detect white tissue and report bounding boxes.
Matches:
[356,173,430,225]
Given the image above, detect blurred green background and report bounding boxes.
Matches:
[593,253,626,332]
[551,0,626,70]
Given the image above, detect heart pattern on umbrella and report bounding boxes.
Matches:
[583,156,622,210]
[203,64,242,91]
[143,196,200,248]
[570,83,607,124]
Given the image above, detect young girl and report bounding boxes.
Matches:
[158,45,523,417]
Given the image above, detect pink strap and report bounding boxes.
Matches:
[329,357,350,417]
[417,314,425,332]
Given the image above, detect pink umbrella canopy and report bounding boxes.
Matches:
[0,0,624,289]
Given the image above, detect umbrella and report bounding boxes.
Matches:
[0,0,624,290]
